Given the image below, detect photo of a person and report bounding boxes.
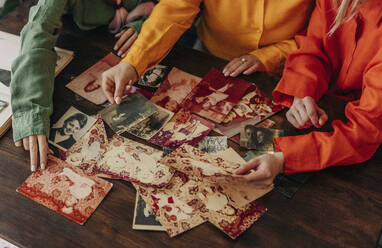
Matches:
[137,65,169,88]
[240,125,282,151]
[49,107,96,151]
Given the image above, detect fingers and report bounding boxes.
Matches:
[223,58,243,77]
[286,109,300,128]
[235,157,261,175]
[114,28,126,39]
[15,140,22,147]
[29,136,38,172]
[243,63,261,75]
[101,71,116,104]
[229,61,255,77]
[117,32,138,58]
[37,134,48,170]
[115,79,132,104]
[23,137,29,151]
[114,28,135,52]
[303,97,319,127]
[317,106,328,126]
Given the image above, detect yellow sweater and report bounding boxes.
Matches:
[122,0,314,75]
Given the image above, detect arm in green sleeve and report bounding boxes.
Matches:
[10,0,69,142]
[121,16,148,33]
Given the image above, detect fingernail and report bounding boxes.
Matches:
[31,165,36,172]
[224,72,229,77]
[222,69,226,74]
[117,51,122,56]
[115,96,121,104]
[121,54,126,58]
[41,163,45,170]
[230,73,235,77]
[113,45,118,51]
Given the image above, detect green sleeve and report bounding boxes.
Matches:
[10,0,68,142]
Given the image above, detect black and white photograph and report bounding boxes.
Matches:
[198,136,227,154]
[99,91,158,134]
[240,124,283,151]
[49,107,96,151]
[137,64,170,88]
[133,193,165,231]
[126,106,173,140]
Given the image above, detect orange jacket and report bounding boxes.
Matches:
[121,0,314,75]
[273,0,382,174]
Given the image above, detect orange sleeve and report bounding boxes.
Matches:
[275,58,382,174]
[272,0,333,108]
[121,0,202,77]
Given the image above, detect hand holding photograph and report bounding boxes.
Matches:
[49,107,97,151]
[16,156,112,225]
[240,124,284,151]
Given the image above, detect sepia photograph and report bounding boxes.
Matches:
[150,67,202,112]
[99,91,158,134]
[198,136,228,154]
[49,107,96,151]
[137,64,170,88]
[149,109,214,150]
[126,106,174,140]
[66,53,120,105]
[240,124,283,151]
[182,68,252,123]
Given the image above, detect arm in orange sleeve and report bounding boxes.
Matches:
[272,0,333,108]
[275,57,382,174]
[121,0,202,77]
[250,39,298,74]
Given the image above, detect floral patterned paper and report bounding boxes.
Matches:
[134,172,207,237]
[62,115,109,177]
[16,156,112,225]
[159,144,244,183]
[96,135,174,187]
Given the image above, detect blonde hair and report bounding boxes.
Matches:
[329,0,365,35]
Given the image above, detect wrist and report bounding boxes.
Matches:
[274,152,284,174]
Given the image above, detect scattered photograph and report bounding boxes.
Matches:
[66,53,120,105]
[222,85,283,124]
[133,193,165,231]
[198,136,227,154]
[137,64,170,88]
[149,109,214,150]
[126,106,174,140]
[16,156,112,225]
[240,124,283,151]
[182,68,252,123]
[49,107,97,151]
[99,91,158,134]
[150,67,202,112]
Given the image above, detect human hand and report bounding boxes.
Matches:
[102,62,138,104]
[14,134,53,172]
[235,152,284,188]
[286,96,328,129]
[222,54,265,77]
[113,28,138,58]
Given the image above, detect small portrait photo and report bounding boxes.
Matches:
[133,193,165,231]
[198,136,228,154]
[99,91,158,134]
[126,106,174,140]
[137,64,170,88]
[49,107,97,151]
[150,67,202,113]
[240,124,283,151]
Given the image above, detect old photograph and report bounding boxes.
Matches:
[133,193,165,231]
[240,124,283,151]
[137,64,170,88]
[150,67,201,112]
[198,136,227,154]
[49,107,96,151]
[99,91,158,134]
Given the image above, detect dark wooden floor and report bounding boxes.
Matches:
[0,2,381,248]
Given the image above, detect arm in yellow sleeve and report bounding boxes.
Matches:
[250,39,298,75]
[121,0,202,77]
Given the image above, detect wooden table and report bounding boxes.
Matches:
[0,2,381,248]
